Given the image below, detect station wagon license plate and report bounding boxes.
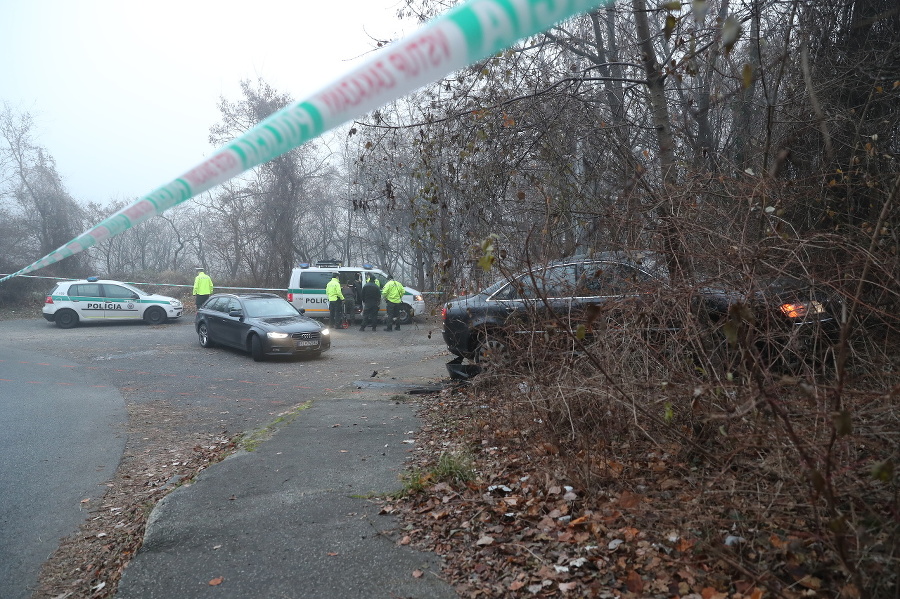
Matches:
[296,339,319,347]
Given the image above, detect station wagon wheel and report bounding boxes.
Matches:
[198,322,214,348]
[250,334,264,362]
[55,309,79,329]
[144,306,166,325]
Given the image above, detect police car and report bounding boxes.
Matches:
[287,262,426,325]
[42,277,184,328]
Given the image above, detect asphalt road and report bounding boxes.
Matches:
[0,346,126,599]
[0,314,449,598]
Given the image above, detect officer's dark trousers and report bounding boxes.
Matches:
[329,300,343,327]
[195,295,209,310]
[386,301,400,328]
[361,304,379,329]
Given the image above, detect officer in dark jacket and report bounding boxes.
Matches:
[359,276,382,331]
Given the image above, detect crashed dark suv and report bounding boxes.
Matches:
[441,253,838,362]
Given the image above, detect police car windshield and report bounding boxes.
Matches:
[244,298,300,318]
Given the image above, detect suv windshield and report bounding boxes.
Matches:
[244,298,300,318]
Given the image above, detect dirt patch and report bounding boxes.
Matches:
[30,401,236,599]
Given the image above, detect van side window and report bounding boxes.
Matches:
[298,272,332,289]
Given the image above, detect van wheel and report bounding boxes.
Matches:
[55,309,79,329]
[396,304,413,325]
[144,306,166,325]
[250,335,264,362]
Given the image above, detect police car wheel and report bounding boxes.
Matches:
[250,335,264,362]
[198,322,214,348]
[55,309,79,329]
[397,304,413,325]
[144,306,166,325]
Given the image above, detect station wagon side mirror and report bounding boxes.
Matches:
[131,293,140,300]
[228,309,243,318]
[298,308,306,314]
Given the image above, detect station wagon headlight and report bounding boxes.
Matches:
[170,300,182,307]
[321,328,330,335]
[267,332,289,339]
[414,295,424,302]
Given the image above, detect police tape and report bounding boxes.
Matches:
[0,0,612,285]
[0,273,287,292]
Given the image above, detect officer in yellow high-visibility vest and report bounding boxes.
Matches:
[325,273,345,329]
[381,274,405,331]
[192,267,214,309]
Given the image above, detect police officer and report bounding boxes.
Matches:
[381,274,405,331]
[326,273,344,329]
[192,267,213,310]
[359,276,381,331]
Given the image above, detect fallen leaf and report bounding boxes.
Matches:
[701,587,728,599]
[509,580,525,591]
[208,577,223,586]
[399,535,411,545]
[412,569,423,578]
[476,535,494,546]
[626,570,644,593]
[618,490,641,508]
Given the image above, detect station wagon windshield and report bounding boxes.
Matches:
[244,298,300,318]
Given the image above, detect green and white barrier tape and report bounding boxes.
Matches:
[0,0,612,284]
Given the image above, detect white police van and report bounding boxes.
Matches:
[42,277,184,328]
[287,262,426,325]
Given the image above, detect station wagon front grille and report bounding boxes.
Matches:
[291,332,320,340]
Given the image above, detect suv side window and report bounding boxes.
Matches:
[69,283,103,298]
[298,272,332,289]
[102,284,137,299]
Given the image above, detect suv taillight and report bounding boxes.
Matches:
[45,296,54,304]
[287,293,293,302]
[441,306,446,320]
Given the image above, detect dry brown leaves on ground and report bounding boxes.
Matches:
[381,384,863,599]
[30,401,236,599]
